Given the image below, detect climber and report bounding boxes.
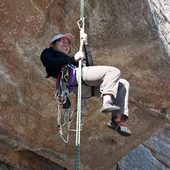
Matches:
[40,32,131,137]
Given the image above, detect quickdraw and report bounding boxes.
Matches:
[57,104,74,143]
[55,64,88,143]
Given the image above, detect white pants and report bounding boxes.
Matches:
[73,66,130,121]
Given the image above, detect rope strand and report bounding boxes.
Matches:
[75,0,85,169]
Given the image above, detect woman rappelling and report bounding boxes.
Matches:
[40,31,131,137]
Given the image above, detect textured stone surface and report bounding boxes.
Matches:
[147,0,170,56]
[0,0,170,170]
[0,164,8,170]
[112,123,170,170]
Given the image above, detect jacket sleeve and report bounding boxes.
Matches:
[84,44,94,66]
[41,48,78,68]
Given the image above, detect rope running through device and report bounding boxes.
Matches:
[75,0,85,169]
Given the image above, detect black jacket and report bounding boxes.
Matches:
[40,44,94,78]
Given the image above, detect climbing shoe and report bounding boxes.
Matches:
[107,120,131,137]
[101,100,120,114]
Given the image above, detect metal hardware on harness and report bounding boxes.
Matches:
[55,65,89,144]
[55,67,69,104]
[57,106,74,143]
[55,66,72,143]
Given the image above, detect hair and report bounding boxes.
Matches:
[50,39,71,54]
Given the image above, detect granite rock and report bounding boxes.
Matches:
[0,0,170,169]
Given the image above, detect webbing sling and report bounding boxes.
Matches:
[75,0,85,169]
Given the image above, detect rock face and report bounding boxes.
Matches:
[0,0,170,170]
[147,0,170,56]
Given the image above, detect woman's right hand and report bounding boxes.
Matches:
[74,51,84,61]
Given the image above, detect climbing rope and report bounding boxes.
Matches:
[54,0,85,167]
[75,0,85,169]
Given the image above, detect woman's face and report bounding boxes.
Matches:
[51,37,71,54]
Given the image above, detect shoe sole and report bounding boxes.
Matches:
[101,106,120,114]
[107,122,131,137]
